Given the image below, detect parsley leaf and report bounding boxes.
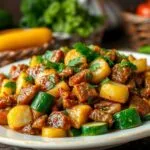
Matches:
[88,84,98,88]
[67,57,82,67]
[25,76,34,83]
[43,51,53,60]
[90,63,100,71]
[102,56,114,67]
[4,82,16,93]
[44,60,65,73]
[119,61,137,70]
[74,42,99,62]
[100,78,110,85]
[48,74,56,90]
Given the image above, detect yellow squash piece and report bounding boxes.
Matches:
[100,81,129,104]
[0,28,52,51]
[132,59,147,73]
[7,105,32,129]
[0,79,16,97]
[67,105,92,129]
[90,58,111,83]
[30,55,43,67]
[42,127,66,138]
[16,72,32,95]
[64,49,87,66]
[48,81,70,97]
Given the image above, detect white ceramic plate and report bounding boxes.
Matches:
[0,51,150,150]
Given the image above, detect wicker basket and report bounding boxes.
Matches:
[0,41,54,67]
[122,12,150,49]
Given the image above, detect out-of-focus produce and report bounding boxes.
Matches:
[0,28,52,51]
[0,9,13,29]
[122,0,150,49]
[136,1,150,18]
[20,0,104,38]
[138,45,150,54]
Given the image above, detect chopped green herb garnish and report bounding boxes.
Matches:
[119,61,137,70]
[25,76,34,83]
[4,82,16,93]
[48,74,56,90]
[88,84,98,88]
[86,72,93,81]
[90,63,100,71]
[117,52,128,59]
[44,60,65,73]
[87,97,93,105]
[43,51,53,60]
[67,57,82,67]
[74,43,99,62]
[36,55,44,63]
[102,56,114,67]
[101,78,110,85]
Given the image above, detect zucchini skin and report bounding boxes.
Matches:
[143,113,150,121]
[82,122,108,136]
[31,92,54,113]
[113,108,142,129]
[68,128,81,137]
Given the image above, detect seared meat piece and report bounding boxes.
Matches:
[69,69,92,86]
[130,95,150,116]
[0,95,16,109]
[73,82,98,103]
[17,85,39,105]
[48,111,71,130]
[50,50,64,62]
[32,109,43,120]
[140,76,150,98]
[20,124,40,135]
[0,109,10,125]
[134,73,145,88]
[35,70,59,91]
[9,64,28,80]
[26,65,44,79]
[32,115,48,129]
[60,90,77,109]
[94,100,121,115]
[111,64,131,84]
[89,109,113,125]
[59,67,73,78]
[0,73,7,86]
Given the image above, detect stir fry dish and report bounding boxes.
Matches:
[0,43,150,138]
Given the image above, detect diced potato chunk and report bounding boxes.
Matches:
[90,58,111,83]
[67,105,92,128]
[0,79,16,97]
[64,49,87,66]
[16,72,32,95]
[132,59,147,73]
[7,105,32,129]
[30,56,43,67]
[99,81,129,103]
[48,81,70,97]
[42,127,66,138]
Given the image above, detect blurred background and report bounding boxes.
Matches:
[0,0,149,66]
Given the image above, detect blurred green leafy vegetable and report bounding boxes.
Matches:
[138,45,150,54]
[0,9,13,29]
[20,0,104,37]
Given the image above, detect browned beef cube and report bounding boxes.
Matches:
[48,111,71,130]
[73,82,98,103]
